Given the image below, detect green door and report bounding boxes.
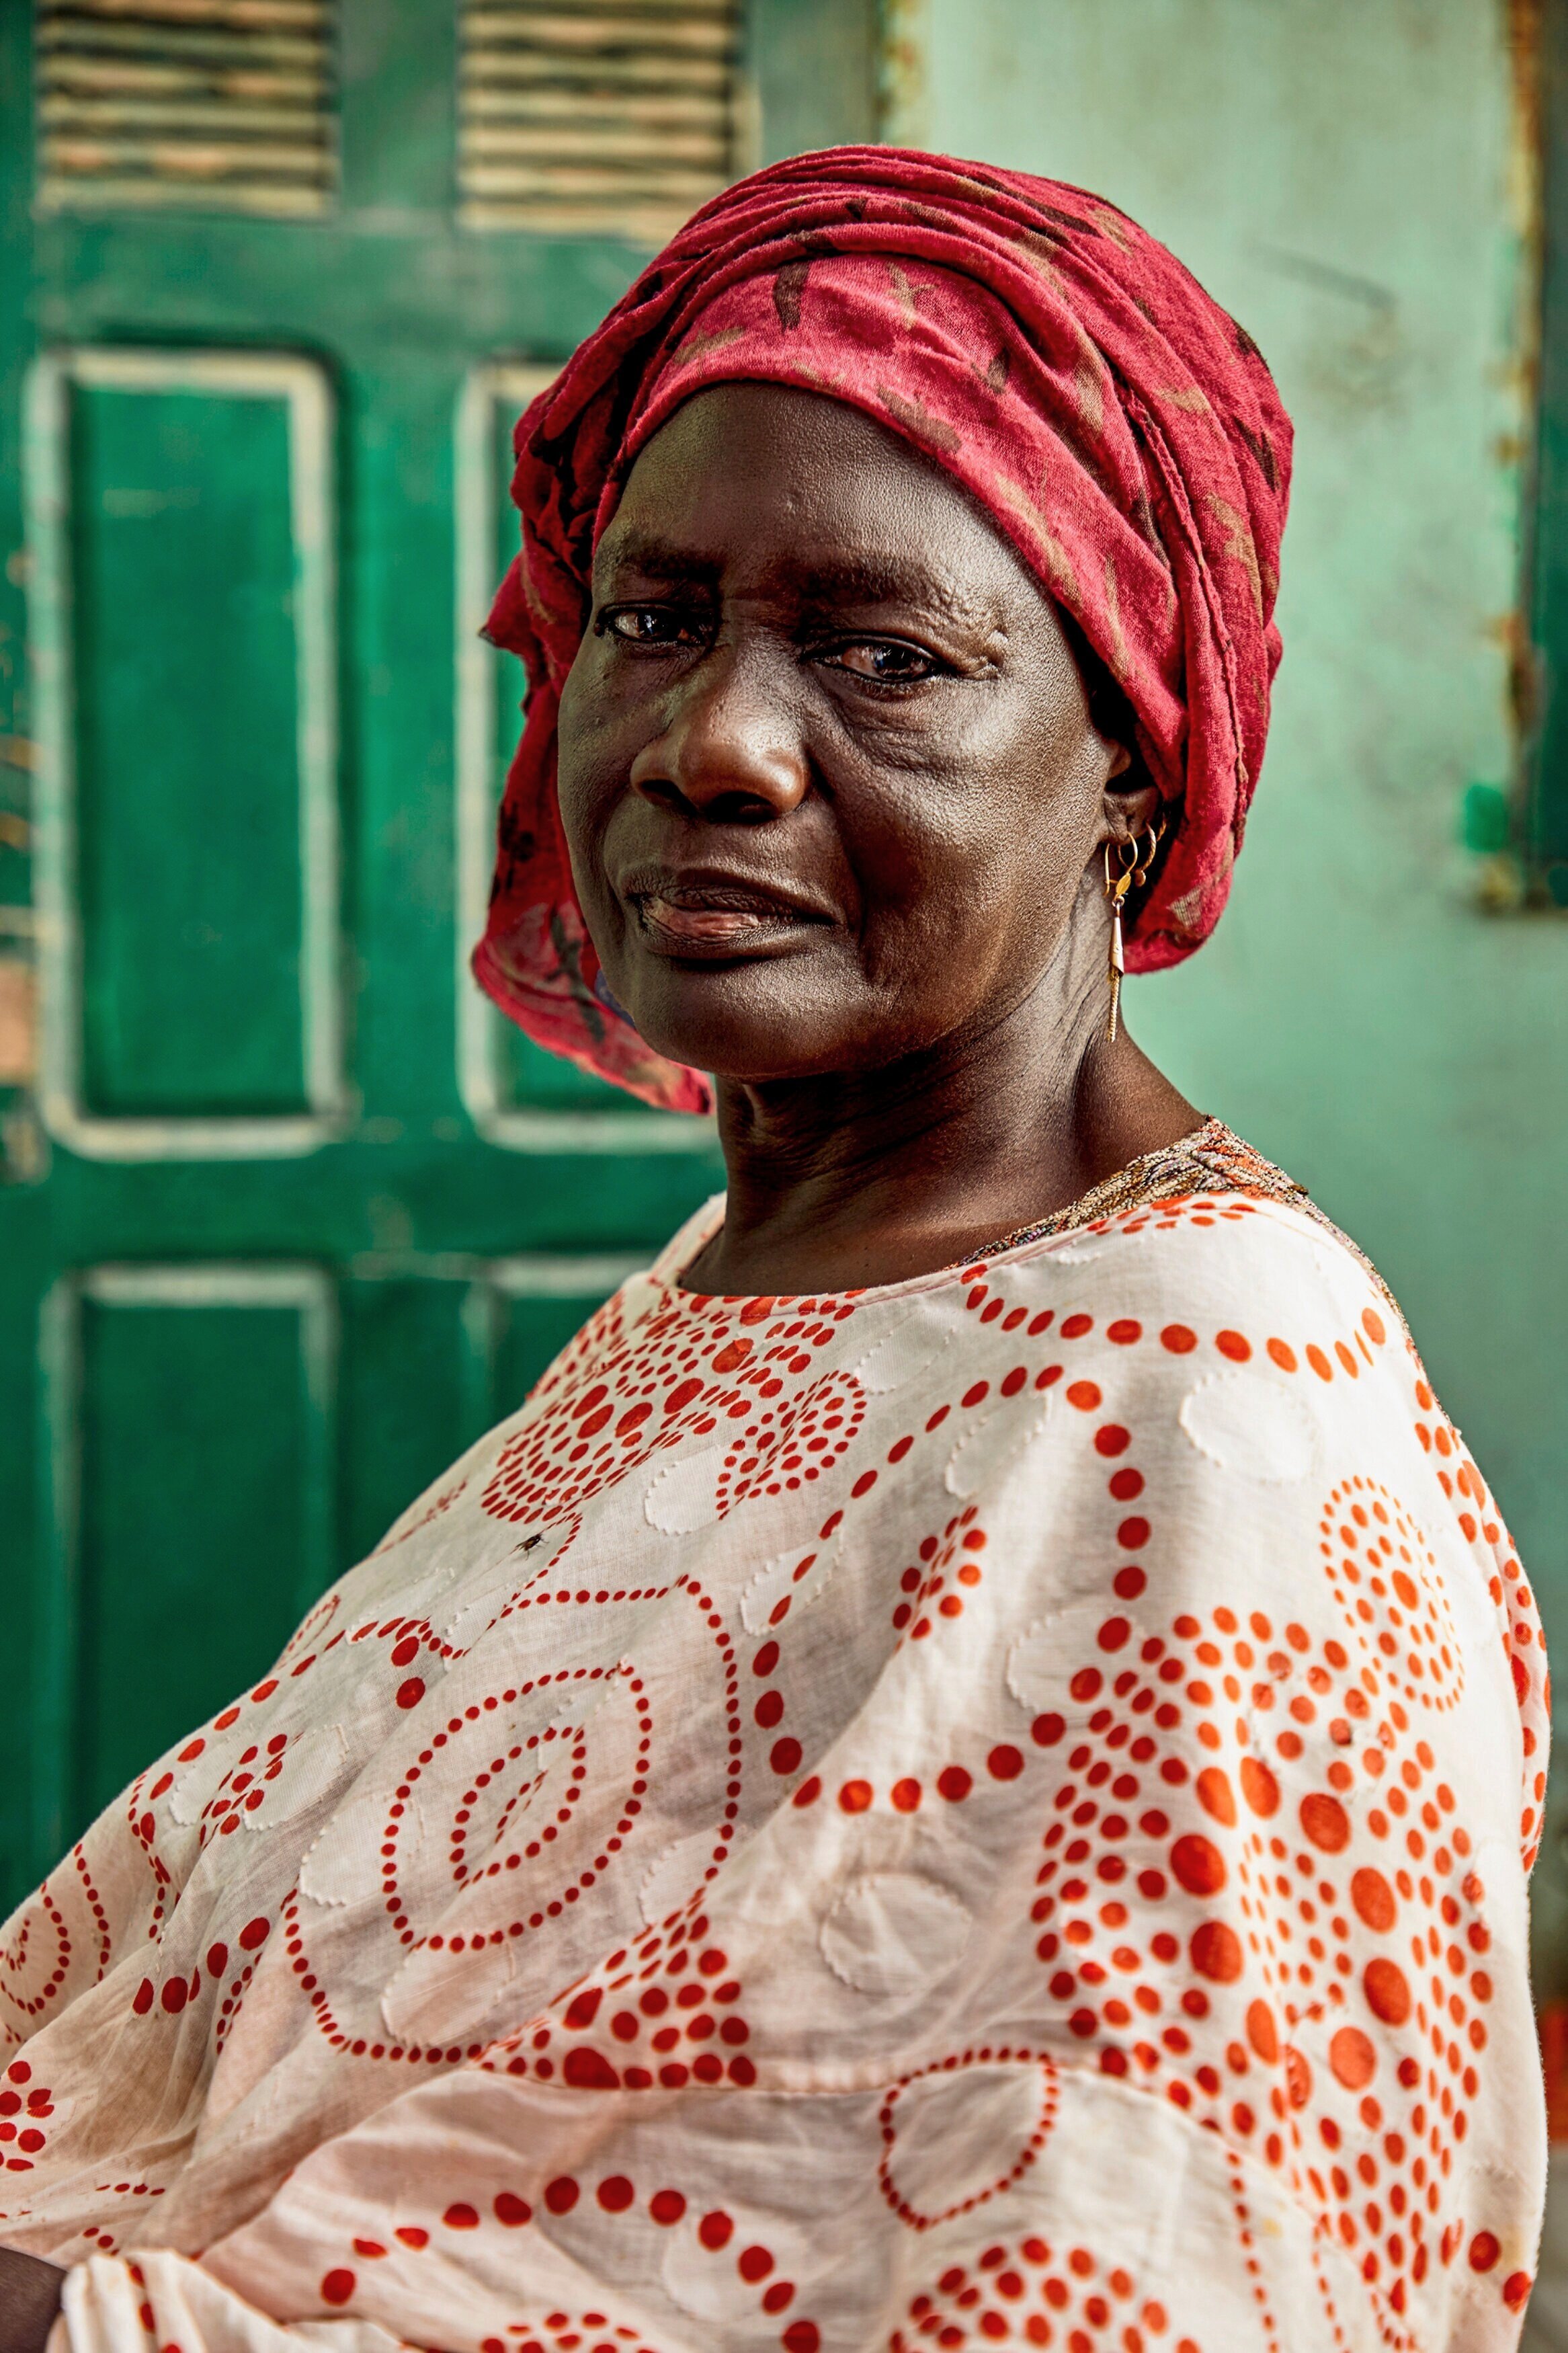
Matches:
[0,0,875,1912]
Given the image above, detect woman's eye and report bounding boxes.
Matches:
[600,605,708,647]
[824,640,940,682]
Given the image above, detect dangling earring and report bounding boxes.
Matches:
[1103,840,1139,1043]
[1104,820,1166,1041]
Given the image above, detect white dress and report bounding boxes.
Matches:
[1,1142,1548,2352]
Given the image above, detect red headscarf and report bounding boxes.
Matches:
[477,147,1292,1115]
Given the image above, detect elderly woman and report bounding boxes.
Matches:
[0,151,1548,2353]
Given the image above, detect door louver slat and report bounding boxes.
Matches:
[35,0,336,218]
[458,0,739,239]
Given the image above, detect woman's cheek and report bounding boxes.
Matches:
[556,706,629,859]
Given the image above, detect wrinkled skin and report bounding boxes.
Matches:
[557,384,1199,1295]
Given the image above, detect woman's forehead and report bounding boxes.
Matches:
[630,376,930,465]
[601,384,1040,610]
[596,527,1010,627]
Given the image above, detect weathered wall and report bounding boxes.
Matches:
[895,1,1568,1697]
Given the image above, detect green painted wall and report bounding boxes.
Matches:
[899,1,1567,1693]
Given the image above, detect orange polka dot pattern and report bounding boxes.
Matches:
[475,145,1291,1112]
[3,1149,1544,2353]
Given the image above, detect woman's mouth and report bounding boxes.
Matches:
[627,877,829,959]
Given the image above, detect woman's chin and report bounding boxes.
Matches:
[645,1019,849,1089]
[634,1010,866,1090]
[616,958,865,1084]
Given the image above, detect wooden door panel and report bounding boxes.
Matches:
[37,1264,337,1856]
[341,1253,650,1564]
[72,377,304,1115]
[34,1253,641,1862]
[454,0,740,242]
[468,1252,647,1428]
[0,0,872,1913]
[27,348,342,1158]
[34,0,338,223]
[341,1269,477,1567]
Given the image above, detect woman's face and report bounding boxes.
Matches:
[556,383,1144,1086]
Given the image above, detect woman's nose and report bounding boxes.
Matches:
[628,647,810,821]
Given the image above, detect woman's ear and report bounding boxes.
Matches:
[1102,775,1165,846]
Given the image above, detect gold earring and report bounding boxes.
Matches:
[1103,840,1139,1043]
[1131,822,1163,889]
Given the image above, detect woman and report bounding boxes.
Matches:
[0,149,1547,2353]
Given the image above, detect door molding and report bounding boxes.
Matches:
[25,346,347,1159]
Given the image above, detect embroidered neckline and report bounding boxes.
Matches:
[665,1117,1382,1308]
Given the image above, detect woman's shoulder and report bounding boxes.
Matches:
[1151,1119,1392,1303]
[990,1118,1401,1340]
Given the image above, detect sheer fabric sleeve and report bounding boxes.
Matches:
[868,1228,1550,2350]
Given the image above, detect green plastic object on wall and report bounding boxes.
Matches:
[1460,781,1512,855]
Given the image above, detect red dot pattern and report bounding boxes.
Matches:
[878,2055,1061,2227]
[0,1182,1546,2350]
[891,2234,1201,2353]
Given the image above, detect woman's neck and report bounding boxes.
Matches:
[680,936,1200,1296]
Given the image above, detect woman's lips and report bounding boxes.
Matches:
[645,899,776,942]
[629,883,829,959]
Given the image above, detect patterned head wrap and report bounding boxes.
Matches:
[477,147,1292,1114]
